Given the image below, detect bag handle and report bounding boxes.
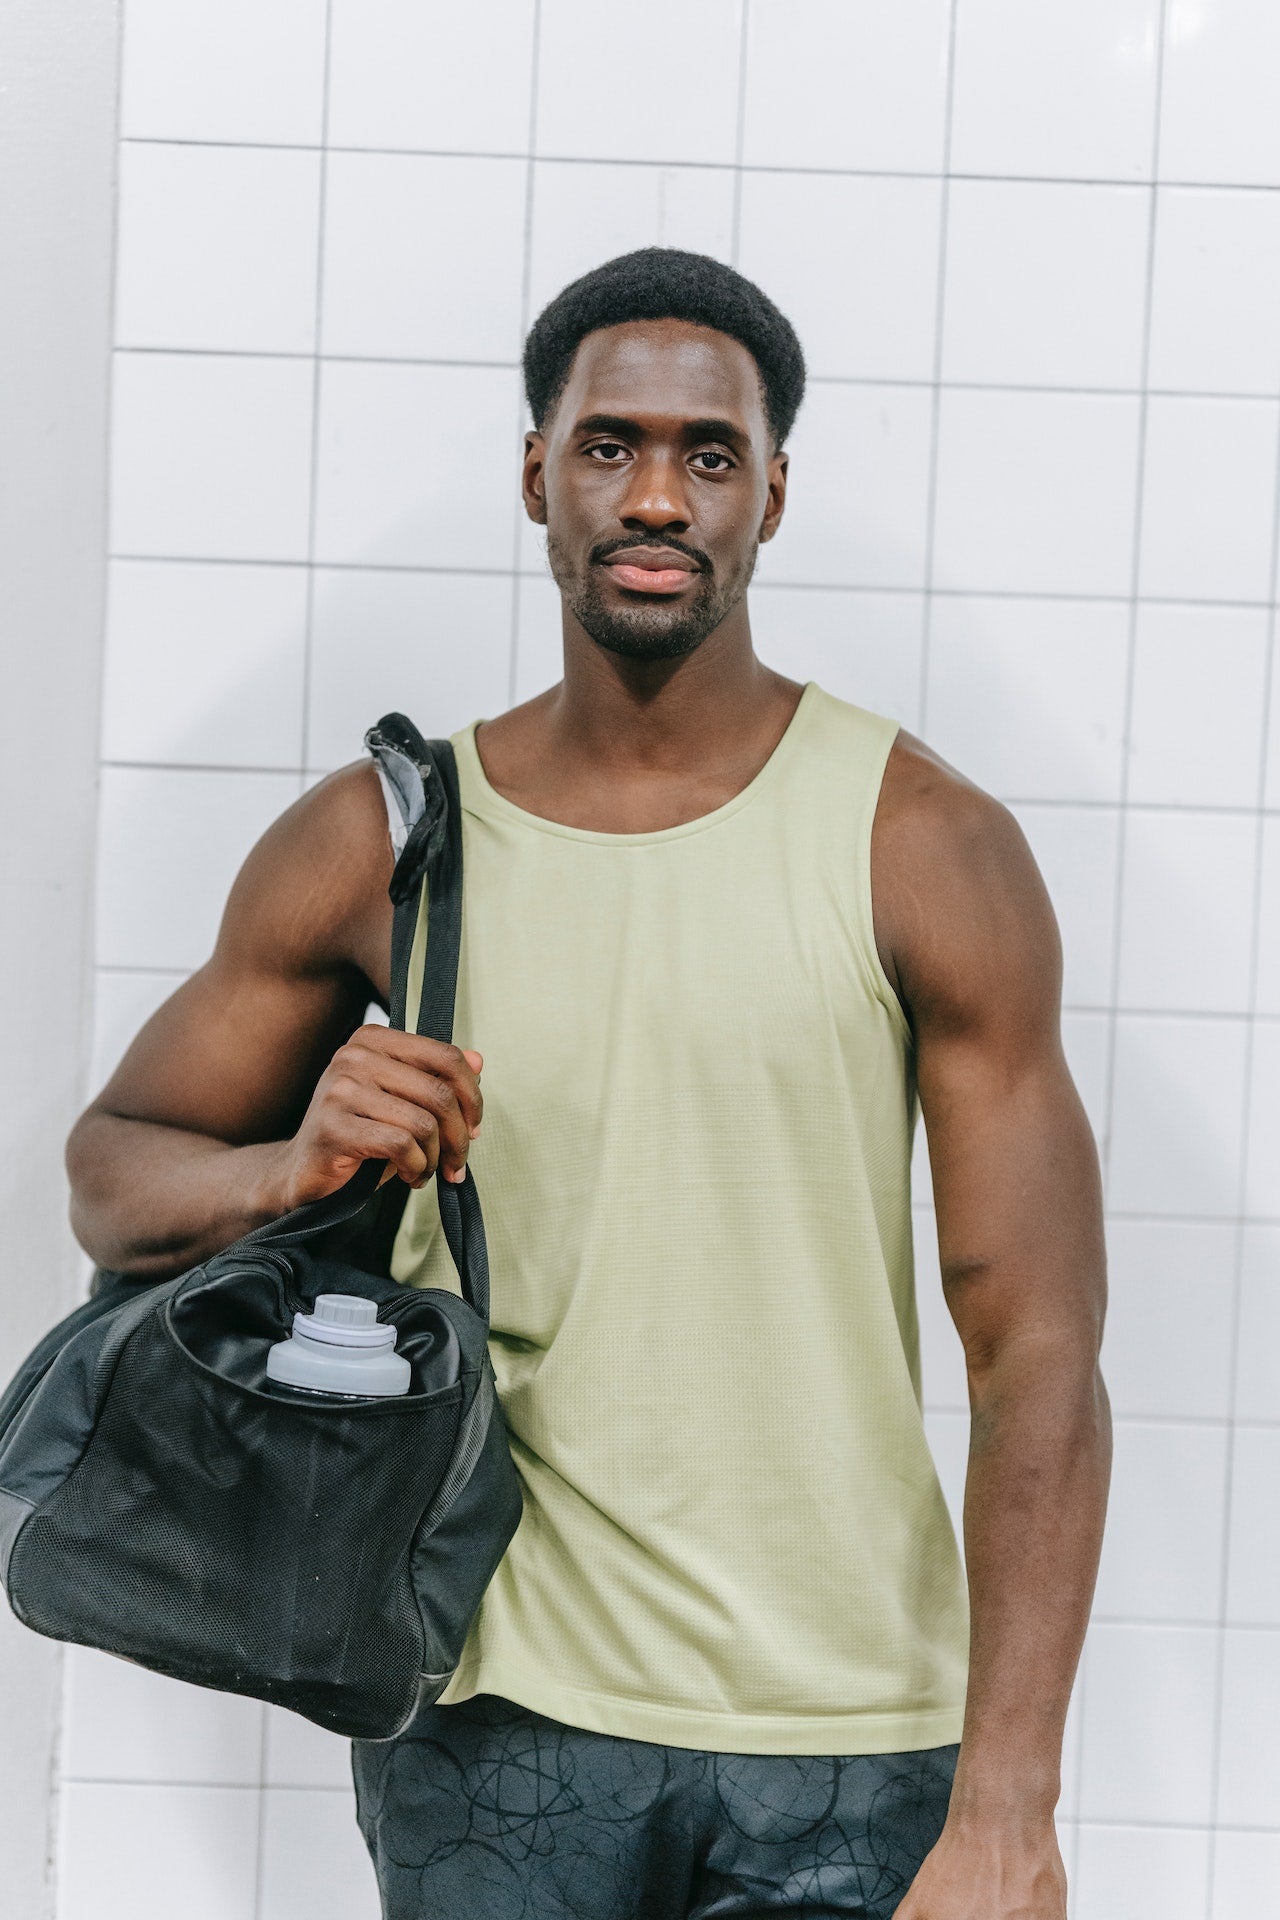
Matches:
[234,718,491,1325]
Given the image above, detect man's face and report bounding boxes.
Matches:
[523,318,788,661]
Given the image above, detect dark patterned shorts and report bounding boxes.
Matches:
[351,1691,957,1918]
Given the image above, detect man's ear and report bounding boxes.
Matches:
[522,430,548,526]
[758,450,788,545]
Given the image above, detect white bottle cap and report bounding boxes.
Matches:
[293,1294,398,1350]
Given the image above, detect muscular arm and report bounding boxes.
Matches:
[67,762,482,1279]
[877,739,1110,1918]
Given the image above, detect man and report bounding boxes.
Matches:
[68,249,1110,1919]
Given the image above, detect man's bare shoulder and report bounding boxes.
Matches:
[220,757,394,980]
[873,730,1061,1026]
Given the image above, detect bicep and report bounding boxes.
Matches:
[897,796,1106,1367]
[90,771,385,1146]
[95,957,365,1146]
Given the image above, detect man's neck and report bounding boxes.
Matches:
[471,613,805,835]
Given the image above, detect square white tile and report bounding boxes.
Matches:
[321,154,526,363]
[914,1212,969,1413]
[1092,1420,1227,1622]
[1062,1010,1112,1149]
[750,589,925,731]
[102,560,307,769]
[120,0,327,143]
[930,390,1141,597]
[941,181,1148,390]
[327,0,536,153]
[1257,821,1280,1019]
[525,161,736,324]
[1138,397,1279,603]
[1212,1831,1280,1919]
[259,1786,380,1920]
[1216,1627,1280,1828]
[912,1109,934,1205]
[312,361,522,570]
[89,970,185,1100]
[1148,188,1280,396]
[110,354,314,563]
[96,768,301,972]
[1107,1014,1249,1217]
[1116,810,1258,1014]
[61,1647,263,1785]
[1159,0,1280,187]
[1246,1021,1280,1219]
[754,384,935,589]
[535,0,742,165]
[1226,1426,1280,1625]
[1074,1825,1210,1920]
[1101,1218,1236,1421]
[1060,1671,1085,1824]
[949,0,1161,181]
[1235,1226,1280,1421]
[741,0,953,172]
[513,572,564,703]
[1009,804,1121,1008]
[56,1782,259,1920]
[737,173,942,384]
[925,596,1128,803]
[922,1409,970,1550]
[1077,1623,1217,1823]
[1126,602,1269,809]
[265,1708,353,1789]
[307,569,515,770]
[115,144,320,355]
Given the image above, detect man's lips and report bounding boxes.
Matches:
[600,549,700,596]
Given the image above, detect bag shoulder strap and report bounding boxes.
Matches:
[228,715,491,1325]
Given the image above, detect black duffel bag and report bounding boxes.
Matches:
[0,718,523,1740]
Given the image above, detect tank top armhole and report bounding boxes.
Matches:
[856,716,913,1050]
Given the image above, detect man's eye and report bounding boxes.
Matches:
[589,442,628,461]
[692,450,731,471]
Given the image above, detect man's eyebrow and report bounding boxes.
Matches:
[571,413,751,448]
[682,417,749,449]
[572,414,641,439]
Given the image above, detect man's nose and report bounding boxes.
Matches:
[617,452,691,532]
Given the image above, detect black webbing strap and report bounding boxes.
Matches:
[232,715,491,1326]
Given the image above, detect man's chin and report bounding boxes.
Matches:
[579,609,714,661]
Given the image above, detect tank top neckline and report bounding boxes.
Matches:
[453,680,821,847]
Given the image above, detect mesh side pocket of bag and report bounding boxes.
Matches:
[9,1314,463,1737]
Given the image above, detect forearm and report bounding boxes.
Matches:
[67,1109,292,1279]
[950,1331,1112,1824]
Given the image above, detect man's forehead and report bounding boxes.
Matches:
[557,319,767,433]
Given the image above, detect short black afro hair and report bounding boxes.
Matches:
[523,247,806,449]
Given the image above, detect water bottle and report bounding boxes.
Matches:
[266,1294,411,1400]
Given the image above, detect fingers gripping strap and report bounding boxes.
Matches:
[234,718,492,1326]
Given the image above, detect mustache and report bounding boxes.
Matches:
[589,532,712,573]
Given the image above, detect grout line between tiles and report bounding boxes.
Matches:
[1203,211,1280,1916]
[100,553,1280,610]
[508,2,542,713]
[1079,0,1169,1885]
[114,345,1280,408]
[914,0,960,743]
[728,0,750,268]
[295,0,334,789]
[113,134,1280,196]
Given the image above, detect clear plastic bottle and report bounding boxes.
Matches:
[266,1294,411,1400]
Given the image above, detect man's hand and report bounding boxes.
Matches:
[261,1027,485,1213]
[896,1815,1067,1918]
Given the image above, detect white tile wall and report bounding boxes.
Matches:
[73,3,1280,1917]
[950,0,1162,181]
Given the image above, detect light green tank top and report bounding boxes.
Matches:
[391,680,969,1754]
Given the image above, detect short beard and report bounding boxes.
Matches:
[547,533,755,661]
